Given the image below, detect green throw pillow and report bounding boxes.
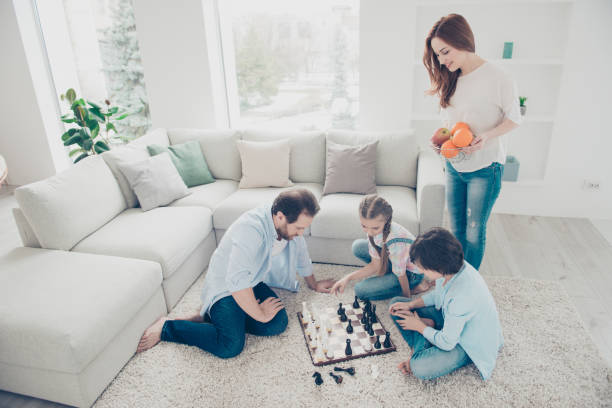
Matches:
[147,141,215,187]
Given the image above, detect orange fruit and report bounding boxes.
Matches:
[441,140,459,158]
[451,128,473,148]
[451,122,469,136]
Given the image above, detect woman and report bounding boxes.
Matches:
[425,14,521,269]
[330,195,430,300]
[389,227,503,380]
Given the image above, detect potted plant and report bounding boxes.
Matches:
[519,96,527,116]
[60,88,131,163]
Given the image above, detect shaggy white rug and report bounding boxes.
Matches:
[94,264,612,408]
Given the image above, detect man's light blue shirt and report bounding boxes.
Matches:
[420,262,504,380]
[200,204,313,316]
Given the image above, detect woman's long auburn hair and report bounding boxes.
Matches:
[423,14,475,108]
[359,195,393,277]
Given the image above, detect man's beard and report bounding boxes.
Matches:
[276,225,294,241]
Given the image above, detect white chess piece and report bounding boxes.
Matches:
[364,341,372,352]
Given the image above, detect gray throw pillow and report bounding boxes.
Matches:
[323,141,378,195]
[117,153,190,211]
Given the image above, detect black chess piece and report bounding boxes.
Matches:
[374,335,381,349]
[345,339,352,355]
[364,300,372,314]
[346,319,353,334]
[352,296,360,309]
[367,324,374,337]
[339,311,348,322]
[334,366,356,376]
[337,302,343,315]
[329,372,343,384]
[383,331,392,348]
[313,371,323,385]
[370,305,378,323]
[360,313,367,325]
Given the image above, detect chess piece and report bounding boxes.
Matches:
[367,324,374,337]
[363,320,371,333]
[345,339,352,355]
[334,366,356,376]
[326,349,335,359]
[329,372,343,384]
[339,311,348,322]
[346,319,353,334]
[364,299,372,314]
[360,313,367,325]
[353,296,360,309]
[313,371,323,385]
[383,331,392,348]
[337,303,343,315]
[374,335,381,349]
[363,341,372,352]
[371,305,378,323]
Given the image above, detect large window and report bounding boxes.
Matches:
[38,0,151,141]
[223,0,359,130]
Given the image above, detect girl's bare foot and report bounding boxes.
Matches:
[137,316,169,353]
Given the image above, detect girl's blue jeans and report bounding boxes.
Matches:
[352,239,424,300]
[445,161,504,269]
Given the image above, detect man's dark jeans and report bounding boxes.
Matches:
[161,282,288,358]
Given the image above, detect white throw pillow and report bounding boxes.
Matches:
[236,139,293,188]
[117,153,190,211]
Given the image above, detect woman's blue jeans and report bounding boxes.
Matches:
[352,239,424,300]
[446,161,504,269]
[160,282,288,358]
[389,296,472,380]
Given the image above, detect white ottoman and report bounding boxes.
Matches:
[0,248,166,407]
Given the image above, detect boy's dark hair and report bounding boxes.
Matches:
[271,189,320,223]
[409,228,464,275]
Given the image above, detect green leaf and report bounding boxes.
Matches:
[71,99,86,110]
[61,118,76,124]
[61,128,78,141]
[69,148,85,157]
[66,88,76,104]
[91,126,99,139]
[93,141,110,154]
[78,128,90,139]
[86,119,99,131]
[74,105,88,123]
[108,106,119,115]
[115,112,130,120]
[74,152,89,163]
[64,134,83,146]
[87,100,101,109]
[106,122,117,133]
[82,138,93,151]
[88,107,105,122]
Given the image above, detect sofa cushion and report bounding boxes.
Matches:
[167,129,241,181]
[242,129,326,183]
[170,179,239,211]
[72,207,212,278]
[310,186,418,240]
[147,141,215,187]
[327,130,418,188]
[0,247,162,374]
[236,139,293,188]
[213,183,323,231]
[101,144,151,208]
[14,155,126,251]
[323,141,378,195]
[117,153,191,211]
[128,127,170,148]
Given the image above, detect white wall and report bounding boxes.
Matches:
[132,0,228,129]
[0,0,69,185]
[494,0,612,219]
[359,0,414,131]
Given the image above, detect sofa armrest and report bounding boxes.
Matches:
[416,149,446,234]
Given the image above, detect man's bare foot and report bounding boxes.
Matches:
[398,359,413,376]
[137,316,169,353]
[412,280,433,295]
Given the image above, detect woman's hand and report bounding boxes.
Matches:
[329,276,351,296]
[462,132,490,154]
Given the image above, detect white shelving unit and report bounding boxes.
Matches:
[410,0,573,184]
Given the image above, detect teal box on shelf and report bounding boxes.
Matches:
[503,155,520,181]
[503,42,513,59]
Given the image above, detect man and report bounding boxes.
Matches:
[137,189,335,357]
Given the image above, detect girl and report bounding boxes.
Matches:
[425,14,521,269]
[330,194,430,300]
[389,227,503,381]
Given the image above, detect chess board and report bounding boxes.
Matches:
[297,304,396,366]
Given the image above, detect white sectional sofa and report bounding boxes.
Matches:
[0,128,445,407]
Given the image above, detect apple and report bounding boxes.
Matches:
[431,127,451,147]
